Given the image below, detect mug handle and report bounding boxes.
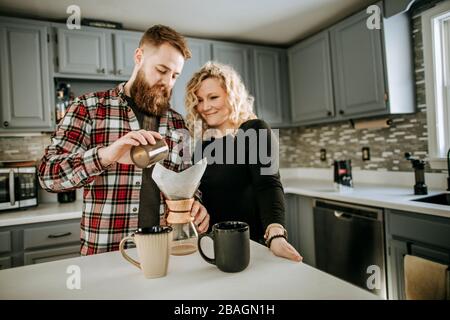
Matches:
[198,232,216,265]
[119,236,140,269]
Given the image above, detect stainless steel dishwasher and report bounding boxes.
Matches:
[313,199,387,299]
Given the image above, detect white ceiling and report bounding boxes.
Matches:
[0,0,376,45]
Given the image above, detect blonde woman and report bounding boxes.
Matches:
[185,61,302,262]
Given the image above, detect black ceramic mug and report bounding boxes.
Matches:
[198,221,250,273]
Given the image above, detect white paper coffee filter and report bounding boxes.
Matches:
[151,159,207,200]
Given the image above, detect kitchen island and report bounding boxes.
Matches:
[0,240,377,300]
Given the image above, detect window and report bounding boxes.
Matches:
[423,1,450,170]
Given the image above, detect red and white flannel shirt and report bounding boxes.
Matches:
[38,82,192,255]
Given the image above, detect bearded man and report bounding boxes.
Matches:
[38,25,210,255]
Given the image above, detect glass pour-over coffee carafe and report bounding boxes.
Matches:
[165,198,198,255]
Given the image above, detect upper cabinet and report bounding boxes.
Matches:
[113,31,142,77]
[252,46,291,127]
[288,31,334,124]
[57,28,109,76]
[53,24,142,80]
[212,42,253,93]
[289,1,415,126]
[171,38,211,117]
[0,17,54,131]
[330,9,387,118]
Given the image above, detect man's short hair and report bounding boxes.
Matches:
[139,24,191,59]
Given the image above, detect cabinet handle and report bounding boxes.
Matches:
[117,69,122,75]
[327,111,332,116]
[48,232,72,239]
[3,121,9,127]
[339,110,344,115]
[97,68,105,74]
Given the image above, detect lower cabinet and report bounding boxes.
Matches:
[0,218,81,270]
[0,256,12,270]
[385,210,450,300]
[24,245,80,265]
[284,194,316,266]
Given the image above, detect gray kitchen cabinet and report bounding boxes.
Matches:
[171,38,212,117]
[288,1,415,125]
[385,209,450,300]
[113,30,142,77]
[212,41,252,94]
[288,31,334,125]
[56,27,109,76]
[23,221,80,250]
[0,218,81,269]
[285,194,301,253]
[284,194,316,266]
[0,230,11,254]
[0,256,12,270]
[24,245,80,265]
[330,8,387,118]
[252,47,291,128]
[0,17,54,131]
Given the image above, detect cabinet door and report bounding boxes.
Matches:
[285,194,301,254]
[24,245,80,265]
[114,31,142,77]
[284,195,316,266]
[57,28,108,75]
[171,38,211,117]
[212,42,252,93]
[288,31,334,124]
[0,256,12,270]
[330,9,386,118]
[0,231,11,254]
[23,221,80,250]
[387,239,408,300]
[253,48,285,126]
[0,22,53,130]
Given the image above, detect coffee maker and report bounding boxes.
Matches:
[333,160,353,191]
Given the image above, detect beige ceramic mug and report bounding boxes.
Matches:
[119,226,173,279]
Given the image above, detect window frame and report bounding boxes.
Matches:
[422,0,450,170]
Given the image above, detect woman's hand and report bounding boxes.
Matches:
[267,226,302,262]
[190,200,210,234]
[270,237,303,262]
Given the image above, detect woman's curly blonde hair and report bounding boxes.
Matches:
[185,61,257,135]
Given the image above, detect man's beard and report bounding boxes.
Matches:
[130,69,171,116]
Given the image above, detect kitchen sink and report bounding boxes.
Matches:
[413,193,450,206]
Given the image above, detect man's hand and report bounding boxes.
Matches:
[98,129,162,166]
[190,200,210,233]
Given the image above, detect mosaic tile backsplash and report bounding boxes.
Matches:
[278,8,445,174]
[0,134,51,163]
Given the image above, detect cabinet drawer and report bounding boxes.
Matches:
[24,222,80,249]
[388,210,450,250]
[24,245,80,265]
[0,231,11,253]
[0,256,12,270]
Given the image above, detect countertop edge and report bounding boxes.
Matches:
[283,185,450,219]
[0,201,83,228]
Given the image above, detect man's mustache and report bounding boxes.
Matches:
[153,84,170,96]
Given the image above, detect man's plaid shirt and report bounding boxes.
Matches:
[38,82,191,255]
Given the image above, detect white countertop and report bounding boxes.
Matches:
[0,200,83,227]
[0,240,378,300]
[282,178,450,219]
[1,175,448,228]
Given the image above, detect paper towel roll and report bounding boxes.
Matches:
[352,118,392,130]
